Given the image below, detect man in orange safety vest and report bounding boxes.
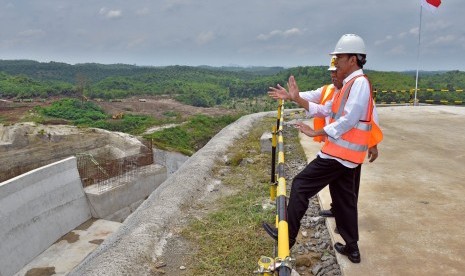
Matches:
[266,34,382,264]
[268,56,382,217]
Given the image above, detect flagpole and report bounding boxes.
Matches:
[414,5,423,106]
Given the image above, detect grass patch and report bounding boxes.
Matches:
[145,114,240,156]
[34,98,170,134]
[181,116,285,275]
[90,113,159,135]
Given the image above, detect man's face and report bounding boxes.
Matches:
[330,70,343,89]
[335,54,354,79]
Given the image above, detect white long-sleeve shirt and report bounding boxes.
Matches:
[300,86,338,126]
[303,69,379,168]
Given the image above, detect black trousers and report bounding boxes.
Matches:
[287,156,360,246]
[329,164,361,212]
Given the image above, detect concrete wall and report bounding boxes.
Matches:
[85,164,167,222]
[0,157,91,276]
[69,111,275,276]
[153,148,189,175]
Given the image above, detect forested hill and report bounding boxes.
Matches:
[0,60,284,83]
[0,60,163,83]
[1,59,465,106]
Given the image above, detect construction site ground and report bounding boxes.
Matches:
[0,96,235,124]
[15,219,122,276]
[5,104,465,275]
[300,105,465,275]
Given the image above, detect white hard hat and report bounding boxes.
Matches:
[330,34,366,55]
[328,55,337,71]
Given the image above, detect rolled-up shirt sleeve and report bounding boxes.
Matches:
[300,85,335,118]
[307,101,332,118]
[323,77,371,140]
[300,87,322,103]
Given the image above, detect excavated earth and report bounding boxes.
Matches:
[0,96,235,182]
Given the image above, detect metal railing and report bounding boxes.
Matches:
[255,99,293,276]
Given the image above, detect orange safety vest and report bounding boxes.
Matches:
[321,75,378,164]
[313,84,335,143]
[369,121,383,148]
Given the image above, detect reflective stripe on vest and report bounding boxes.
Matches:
[321,75,373,164]
[321,84,335,103]
[313,84,335,143]
[327,136,368,152]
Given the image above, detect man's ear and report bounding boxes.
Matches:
[350,55,357,65]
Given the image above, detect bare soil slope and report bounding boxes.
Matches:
[96,96,235,119]
[0,96,235,124]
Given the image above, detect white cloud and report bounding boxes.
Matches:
[398,32,408,38]
[283,28,302,36]
[195,31,215,45]
[409,27,419,36]
[107,10,122,19]
[374,35,393,46]
[99,7,122,19]
[431,34,456,45]
[257,28,303,41]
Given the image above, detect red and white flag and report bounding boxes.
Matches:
[420,0,441,13]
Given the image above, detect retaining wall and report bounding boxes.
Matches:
[85,164,167,222]
[153,148,189,175]
[0,157,91,276]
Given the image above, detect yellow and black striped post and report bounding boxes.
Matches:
[257,99,293,275]
[275,100,292,275]
[270,125,277,202]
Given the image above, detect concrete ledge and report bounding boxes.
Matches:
[69,111,276,276]
[260,132,273,153]
[85,164,167,222]
[0,157,91,276]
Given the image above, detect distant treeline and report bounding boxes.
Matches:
[1,59,465,105]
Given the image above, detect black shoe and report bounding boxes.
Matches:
[319,209,334,217]
[262,222,296,248]
[334,242,361,263]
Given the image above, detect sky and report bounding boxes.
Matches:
[0,0,463,71]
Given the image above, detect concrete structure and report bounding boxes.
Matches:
[69,111,274,276]
[85,164,167,222]
[153,148,189,175]
[1,152,169,275]
[0,157,91,276]
[260,131,273,153]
